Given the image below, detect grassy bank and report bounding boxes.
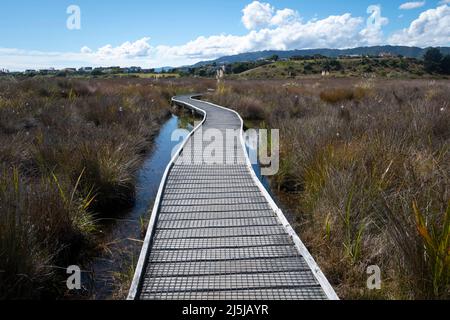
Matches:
[0,77,213,299]
[208,79,449,299]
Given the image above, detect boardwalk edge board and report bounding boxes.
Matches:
[128,95,339,300]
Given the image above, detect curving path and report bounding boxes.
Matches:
[128,95,338,300]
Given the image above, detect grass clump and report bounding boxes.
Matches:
[413,201,449,297]
[0,167,95,299]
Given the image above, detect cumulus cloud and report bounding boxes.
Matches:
[96,37,152,59]
[270,8,300,26]
[241,1,300,29]
[389,5,450,46]
[242,1,274,30]
[153,13,366,62]
[399,1,426,10]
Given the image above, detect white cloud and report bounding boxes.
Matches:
[399,1,426,10]
[270,8,300,26]
[242,1,301,29]
[80,46,92,54]
[389,5,450,46]
[242,1,274,30]
[96,37,152,59]
[153,13,366,62]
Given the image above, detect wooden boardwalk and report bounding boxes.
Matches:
[128,95,338,300]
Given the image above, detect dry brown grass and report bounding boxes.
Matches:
[0,77,214,299]
[208,78,450,299]
[319,86,371,104]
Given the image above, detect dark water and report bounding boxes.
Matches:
[88,113,277,299]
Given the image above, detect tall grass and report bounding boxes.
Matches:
[0,167,95,299]
[208,78,450,299]
[0,77,214,299]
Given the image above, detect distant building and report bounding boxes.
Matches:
[63,68,77,73]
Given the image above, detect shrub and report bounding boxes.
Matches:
[320,88,355,103]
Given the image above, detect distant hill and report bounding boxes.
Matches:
[237,56,428,80]
[191,46,450,68]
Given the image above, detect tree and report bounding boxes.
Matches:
[328,59,342,71]
[268,54,279,62]
[423,48,443,73]
[440,55,450,75]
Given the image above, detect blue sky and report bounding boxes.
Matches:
[1,0,449,70]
